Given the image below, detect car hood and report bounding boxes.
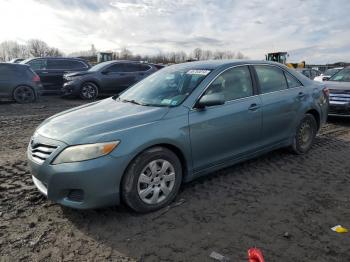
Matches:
[65,71,94,77]
[323,81,350,91]
[36,98,170,145]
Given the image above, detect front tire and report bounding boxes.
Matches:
[13,86,36,103]
[122,147,182,213]
[79,82,98,100]
[291,114,317,154]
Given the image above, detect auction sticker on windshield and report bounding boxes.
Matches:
[186,70,211,76]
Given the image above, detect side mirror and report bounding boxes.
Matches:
[322,76,330,81]
[196,93,225,109]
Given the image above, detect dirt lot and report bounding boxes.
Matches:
[1,96,350,261]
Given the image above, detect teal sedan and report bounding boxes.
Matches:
[27,60,329,212]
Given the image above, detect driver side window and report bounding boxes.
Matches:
[204,66,253,102]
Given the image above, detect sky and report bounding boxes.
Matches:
[0,0,349,63]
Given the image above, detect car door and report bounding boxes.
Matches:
[46,59,73,91]
[122,63,142,87]
[0,65,14,98]
[99,63,128,93]
[27,59,49,89]
[135,64,153,82]
[253,65,305,147]
[189,65,262,172]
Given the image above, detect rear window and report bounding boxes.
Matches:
[284,72,302,88]
[138,64,151,72]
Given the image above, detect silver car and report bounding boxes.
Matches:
[323,67,350,116]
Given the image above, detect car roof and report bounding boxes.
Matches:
[21,57,88,63]
[0,62,30,68]
[97,60,153,66]
[168,59,287,70]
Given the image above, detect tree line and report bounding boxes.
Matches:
[0,39,63,61]
[0,40,248,64]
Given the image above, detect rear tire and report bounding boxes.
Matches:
[291,114,317,154]
[79,82,98,100]
[122,147,182,213]
[13,86,36,103]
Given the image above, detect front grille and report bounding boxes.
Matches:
[329,89,350,104]
[30,143,58,164]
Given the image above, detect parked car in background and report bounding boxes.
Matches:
[323,67,350,116]
[314,67,343,82]
[21,57,90,94]
[0,63,42,103]
[28,60,328,212]
[62,60,160,100]
[9,58,25,63]
[295,68,321,80]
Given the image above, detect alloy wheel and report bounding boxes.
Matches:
[137,159,176,204]
[81,84,97,100]
[14,86,35,103]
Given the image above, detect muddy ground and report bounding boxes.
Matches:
[1,96,350,262]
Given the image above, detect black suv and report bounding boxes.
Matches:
[62,60,162,100]
[0,63,42,103]
[21,57,90,94]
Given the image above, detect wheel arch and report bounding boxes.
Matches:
[119,142,189,197]
[305,108,320,130]
[81,80,100,91]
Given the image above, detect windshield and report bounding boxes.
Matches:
[88,61,110,72]
[329,68,350,82]
[119,67,211,107]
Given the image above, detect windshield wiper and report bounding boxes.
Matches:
[121,99,147,106]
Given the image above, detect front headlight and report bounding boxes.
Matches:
[52,141,120,164]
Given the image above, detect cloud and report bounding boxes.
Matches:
[0,0,349,63]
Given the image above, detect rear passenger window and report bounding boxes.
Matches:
[107,64,124,73]
[28,59,47,70]
[284,72,302,88]
[123,63,140,72]
[67,60,87,70]
[255,65,288,94]
[47,59,70,70]
[204,66,253,102]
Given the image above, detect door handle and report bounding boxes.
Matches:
[248,103,260,111]
[41,71,49,74]
[298,92,305,98]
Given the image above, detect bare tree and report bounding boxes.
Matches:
[0,41,30,61]
[27,39,50,57]
[201,50,213,60]
[213,50,225,60]
[174,51,187,63]
[235,51,245,59]
[26,39,63,57]
[192,48,203,61]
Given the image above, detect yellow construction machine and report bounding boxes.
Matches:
[265,52,305,69]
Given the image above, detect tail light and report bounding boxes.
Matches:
[323,87,329,97]
[32,74,40,83]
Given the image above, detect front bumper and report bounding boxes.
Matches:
[27,135,129,209]
[62,81,80,96]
